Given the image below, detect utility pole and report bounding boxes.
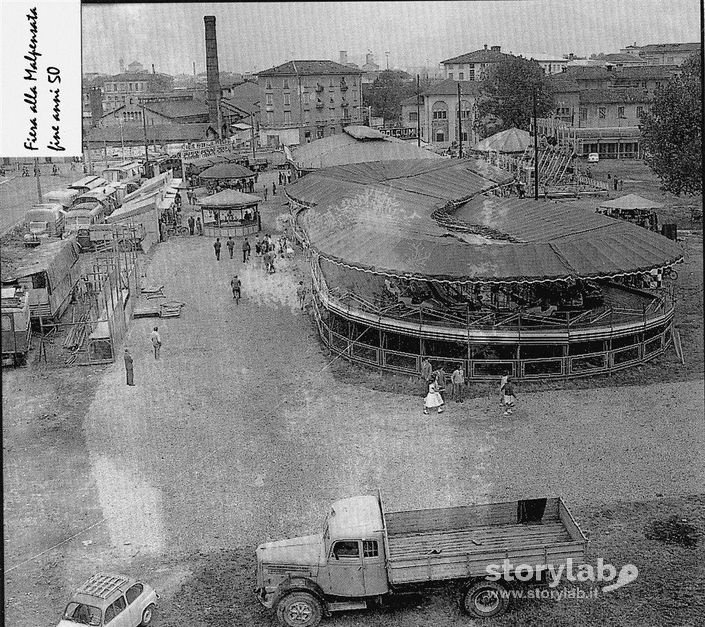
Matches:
[416,74,421,147]
[250,111,257,162]
[533,88,539,200]
[141,105,150,176]
[385,51,390,70]
[457,82,463,158]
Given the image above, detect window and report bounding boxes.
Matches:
[432,110,447,120]
[316,127,324,139]
[284,111,291,124]
[617,106,625,119]
[265,94,273,106]
[302,92,309,105]
[435,131,445,142]
[468,68,475,80]
[125,584,143,605]
[363,540,379,558]
[104,596,127,624]
[461,131,469,141]
[283,78,290,89]
[32,272,47,290]
[409,111,418,122]
[330,126,336,135]
[459,72,464,80]
[333,540,359,559]
[598,107,606,119]
[579,107,587,121]
[448,72,454,79]
[283,92,291,106]
[636,106,644,118]
[266,111,274,124]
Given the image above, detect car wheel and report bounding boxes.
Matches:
[461,580,510,618]
[276,592,323,627]
[139,604,156,626]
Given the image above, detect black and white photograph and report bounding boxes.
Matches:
[1,1,703,626]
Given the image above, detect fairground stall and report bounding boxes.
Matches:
[199,190,262,238]
[286,159,683,381]
[197,163,256,194]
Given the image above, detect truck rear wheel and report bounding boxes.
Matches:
[276,592,323,627]
[462,581,509,618]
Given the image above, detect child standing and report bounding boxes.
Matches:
[423,379,445,415]
[502,377,517,416]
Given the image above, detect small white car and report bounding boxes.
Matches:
[57,573,158,627]
[587,152,600,163]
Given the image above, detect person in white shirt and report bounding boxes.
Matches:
[150,327,162,359]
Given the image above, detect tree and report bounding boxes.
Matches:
[362,70,416,123]
[475,57,554,139]
[640,53,702,196]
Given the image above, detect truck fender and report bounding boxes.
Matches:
[274,577,330,616]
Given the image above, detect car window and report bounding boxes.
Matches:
[125,583,143,605]
[332,540,360,559]
[64,602,102,625]
[104,595,127,624]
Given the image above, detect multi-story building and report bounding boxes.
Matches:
[553,65,680,95]
[257,60,363,146]
[440,45,514,81]
[401,79,481,148]
[102,72,174,109]
[620,42,701,66]
[513,53,568,75]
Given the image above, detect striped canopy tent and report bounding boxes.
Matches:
[198,163,255,181]
[473,128,531,154]
[598,194,663,211]
[286,159,683,285]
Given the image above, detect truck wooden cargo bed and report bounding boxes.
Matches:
[382,497,587,585]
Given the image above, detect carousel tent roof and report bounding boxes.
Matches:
[473,127,531,153]
[198,163,254,179]
[289,126,442,171]
[199,190,261,207]
[598,193,663,210]
[286,159,682,284]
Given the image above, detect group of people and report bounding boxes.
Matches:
[420,358,517,417]
[210,178,257,194]
[123,326,163,385]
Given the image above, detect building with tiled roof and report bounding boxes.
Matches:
[620,42,701,66]
[602,53,647,67]
[102,72,174,109]
[441,45,516,81]
[257,60,364,147]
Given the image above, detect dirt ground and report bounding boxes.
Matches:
[3,167,704,627]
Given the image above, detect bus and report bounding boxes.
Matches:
[42,188,81,210]
[24,203,67,239]
[1,239,81,322]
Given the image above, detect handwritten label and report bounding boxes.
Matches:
[1,0,81,157]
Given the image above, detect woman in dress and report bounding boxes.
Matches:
[423,378,445,415]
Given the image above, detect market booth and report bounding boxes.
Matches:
[199,190,262,237]
[197,163,255,193]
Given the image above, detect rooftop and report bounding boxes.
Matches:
[638,42,701,54]
[441,48,514,65]
[258,60,363,77]
[579,88,651,104]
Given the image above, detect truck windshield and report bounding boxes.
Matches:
[29,221,48,234]
[63,602,102,625]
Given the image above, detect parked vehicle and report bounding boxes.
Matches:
[1,286,32,366]
[1,239,81,322]
[24,203,67,239]
[256,493,587,626]
[101,161,142,184]
[56,573,157,627]
[43,188,81,210]
[72,186,119,214]
[587,153,599,163]
[68,175,109,194]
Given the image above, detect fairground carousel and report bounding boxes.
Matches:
[285,159,683,380]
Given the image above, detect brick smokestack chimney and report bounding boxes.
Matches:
[204,15,221,137]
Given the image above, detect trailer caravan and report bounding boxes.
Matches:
[68,176,108,195]
[24,203,67,239]
[1,286,32,365]
[42,188,81,210]
[1,240,81,322]
[101,161,142,184]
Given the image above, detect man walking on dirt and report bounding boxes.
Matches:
[421,357,433,396]
[214,237,222,261]
[124,349,135,386]
[451,364,465,403]
[242,237,251,263]
[296,281,307,310]
[150,327,162,360]
[226,236,235,259]
[230,275,241,301]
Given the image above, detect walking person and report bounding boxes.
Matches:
[242,237,251,262]
[226,236,235,259]
[124,348,135,386]
[435,367,448,403]
[451,364,465,403]
[502,377,517,417]
[150,327,162,360]
[272,182,277,196]
[196,217,203,236]
[499,373,509,406]
[421,357,433,396]
[255,235,262,257]
[187,215,195,235]
[213,237,222,261]
[296,281,308,310]
[423,378,445,415]
[263,185,268,201]
[230,274,241,303]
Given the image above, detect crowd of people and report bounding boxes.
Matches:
[420,358,517,417]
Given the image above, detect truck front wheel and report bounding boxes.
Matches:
[461,581,510,618]
[276,592,323,627]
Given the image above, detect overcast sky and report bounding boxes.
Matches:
[82,1,701,75]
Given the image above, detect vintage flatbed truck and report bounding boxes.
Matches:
[255,493,587,626]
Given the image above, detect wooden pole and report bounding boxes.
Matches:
[417,74,421,147]
[141,105,150,174]
[34,157,42,201]
[457,82,463,158]
[533,88,539,200]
